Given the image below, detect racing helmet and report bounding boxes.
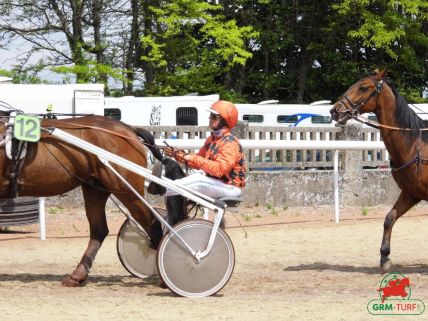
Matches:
[208,100,238,129]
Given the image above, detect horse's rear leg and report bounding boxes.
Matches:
[62,184,110,286]
[113,194,162,248]
[380,191,419,273]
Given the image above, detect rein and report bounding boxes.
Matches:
[0,112,166,150]
[43,119,169,150]
[352,115,428,132]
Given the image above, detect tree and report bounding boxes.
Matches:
[0,0,426,101]
[0,0,128,89]
[220,0,358,103]
[223,0,427,103]
[0,66,46,84]
[138,0,258,96]
[333,0,428,101]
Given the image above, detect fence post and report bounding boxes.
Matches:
[232,120,248,139]
[232,121,249,164]
[336,123,364,206]
[39,197,46,240]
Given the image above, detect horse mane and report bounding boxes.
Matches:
[388,81,428,142]
[132,126,163,161]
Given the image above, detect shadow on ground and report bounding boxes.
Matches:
[284,263,428,274]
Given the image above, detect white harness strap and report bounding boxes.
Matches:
[6,138,28,160]
[0,131,12,148]
[0,113,27,160]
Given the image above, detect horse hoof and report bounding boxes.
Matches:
[381,260,393,273]
[62,275,83,287]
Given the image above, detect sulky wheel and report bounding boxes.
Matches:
[157,219,235,298]
[116,219,158,278]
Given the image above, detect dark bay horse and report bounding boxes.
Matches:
[330,69,428,272]
[0,113,163,286]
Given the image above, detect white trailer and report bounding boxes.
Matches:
[104,94,220,126]
[104,94,428,128]
[104,95,337,128]
[0,83,105,116]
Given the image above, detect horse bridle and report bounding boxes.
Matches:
[337,76,384,117]
[337,76,428,172]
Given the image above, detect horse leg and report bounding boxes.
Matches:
[380,191,420,273]
[114,193,155,239]
[62,184,110,286]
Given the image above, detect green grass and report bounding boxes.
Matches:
[242,214,252,222]
[271,207,277,216]
[48,207,64,215]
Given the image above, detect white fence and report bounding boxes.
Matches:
[147,125,389,169]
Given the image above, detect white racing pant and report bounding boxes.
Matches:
[164,172,242,199]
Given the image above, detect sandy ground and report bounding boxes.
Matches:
[1,204,428,321]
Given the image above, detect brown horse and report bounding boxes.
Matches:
[330,69,428,273]
[0,113,163,286]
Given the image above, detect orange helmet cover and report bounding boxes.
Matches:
[209,100,238,128]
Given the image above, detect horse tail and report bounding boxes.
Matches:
[133,127,164,162]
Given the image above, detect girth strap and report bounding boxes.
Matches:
[390,136,428,173]
[390,156,420,172]
[7,139,29,198]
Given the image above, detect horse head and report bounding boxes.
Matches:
[330,69,387,125]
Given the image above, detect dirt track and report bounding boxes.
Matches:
[1,205,428,321]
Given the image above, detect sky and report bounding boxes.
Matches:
[0,39,65,83]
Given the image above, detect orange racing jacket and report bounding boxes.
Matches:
[186,129,246,188]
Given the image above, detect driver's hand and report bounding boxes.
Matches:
[174,150,188,163]
[164,146,188,163]
[164,146,176,157]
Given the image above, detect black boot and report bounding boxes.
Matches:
[148,220,163,250]
[147,161,166,195]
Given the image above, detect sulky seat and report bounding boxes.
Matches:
[217,196,243,208]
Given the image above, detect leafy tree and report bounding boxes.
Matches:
[333,0,428,101]
[0,65,46,84]
[139,0,258,96]
[0,0,130,90]
[0,0,426,102]
[221,0,359,103]
[224,0,427,103]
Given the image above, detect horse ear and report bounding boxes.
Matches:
[378,69,387,79]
